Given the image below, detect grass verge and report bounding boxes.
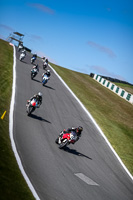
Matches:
[0,39,35,200]
[50,63,133,175]
[114,82,133,94]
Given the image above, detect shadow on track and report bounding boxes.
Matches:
[19,60,27,64]
[31,79,41,83]
[63,147,92,160]
[29,113,51,123]
[42,85,55,90]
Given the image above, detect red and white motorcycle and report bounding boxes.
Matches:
[26,99,39,116]
[55,130,77,149]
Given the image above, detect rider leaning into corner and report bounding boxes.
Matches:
[60,126,83,143]
[27,92,42,107]
[21,49,26,55]
[32,64,39,72]
[42,69,51,78]
[32,53,37,59]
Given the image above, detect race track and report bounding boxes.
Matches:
[13,48,133,200]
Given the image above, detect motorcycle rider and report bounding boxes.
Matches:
[31,53,37,61]
[32,64,39,72]
[18,42,23,51]
[60,126,83,143]
[27,92,42,108]
[21,49,26,55]
[43,58,48,69]
[42,69,51,78]
[45,58,48,64]
[42,56,46,62]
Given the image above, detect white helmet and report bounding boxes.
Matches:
[47,70,50,73]
[38,92,42,97]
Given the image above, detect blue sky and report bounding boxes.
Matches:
[0,0,133,84]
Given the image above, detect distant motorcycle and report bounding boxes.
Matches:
[31,56,36,64]
[18,44,23,52]
[42,74,49,86]
[55,131,76,149]
[43,62,48,70]
[26,99,39,116]
[19,52,26,61]
[31,68,38,79]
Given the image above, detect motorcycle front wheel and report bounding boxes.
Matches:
[31,74,34,80]
[27,106,35,116]
[59,139,69,149]
[55,138,59,144]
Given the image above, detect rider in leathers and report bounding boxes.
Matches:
[27,92,42,108]
[60,126,83,143]
[32,64,39,72]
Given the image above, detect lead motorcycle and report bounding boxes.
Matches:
[26,99,39,116]
[18,43,23,52]
[55,131,77,149]
[19,52,26,61]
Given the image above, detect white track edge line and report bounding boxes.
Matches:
[9,45,41,200]
[49,64,133,181]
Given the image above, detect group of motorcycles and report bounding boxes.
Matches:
[18,45,79,149]
[18,45,49,86]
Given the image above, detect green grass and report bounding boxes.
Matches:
[0,38,133,199]
[114,82,133,94]
[0,39,35,200]
[50,63,133,175]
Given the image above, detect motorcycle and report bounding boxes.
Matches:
[31,68,38,79]
[42,74,49,86]
[26,99,39,116]
[18,44,23,52]
[19,52,26,61]
[43,62,48,70]
[31,56,36,64]
[55,131,76,149]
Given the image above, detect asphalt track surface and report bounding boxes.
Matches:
[13,49,133,200]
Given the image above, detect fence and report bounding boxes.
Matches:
[93,74,133,104]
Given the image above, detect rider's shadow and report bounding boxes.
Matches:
[43,85,55,90]
[63,147,92,160]
[31,79,41,83]
[29,113,51,123]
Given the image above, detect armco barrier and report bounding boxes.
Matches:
[93,74,133,104]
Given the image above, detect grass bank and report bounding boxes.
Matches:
[50,63,133,175]
[114,82,133,94]
[0,39,35,200]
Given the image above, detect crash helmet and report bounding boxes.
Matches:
[77,126,83,132]
[76,126,83,136]
[47,69,50,74]
[38,92,42,97]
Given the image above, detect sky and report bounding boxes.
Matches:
[0,0,133,84]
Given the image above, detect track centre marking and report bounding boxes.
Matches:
[75,173,99,186]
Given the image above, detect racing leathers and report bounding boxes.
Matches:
[61,127,82,143]
[27,94,42,108]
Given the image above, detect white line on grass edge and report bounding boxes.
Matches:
[9,45,40,200]
[49,64,133,182]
